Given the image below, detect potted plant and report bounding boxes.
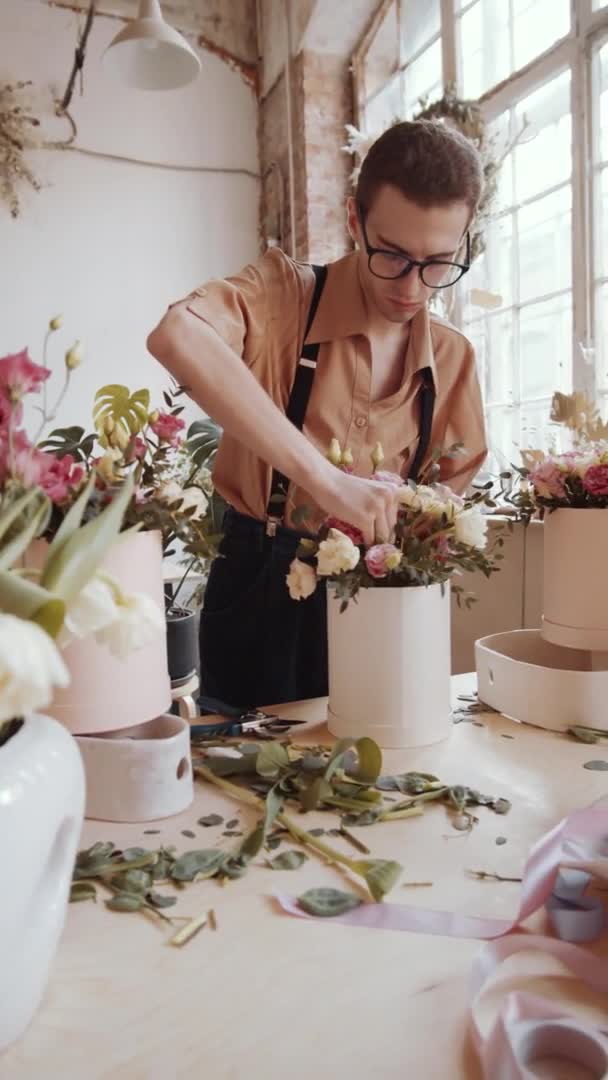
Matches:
[40,383,221,710]
[286,441,501,748]
[0,331,166,1049]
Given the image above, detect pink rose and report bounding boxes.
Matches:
[372,470,404,487]
[128,435,147,463]
[0,349,50,401]
[15,445,84,503]
[582,463,608,497]
[150,411,185,446]
[364,543,401,578]
[529,459,567,500]
[325,517,364,545]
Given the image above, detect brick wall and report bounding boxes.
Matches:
[259,48,354,264]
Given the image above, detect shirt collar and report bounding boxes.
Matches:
[304,251,437,382]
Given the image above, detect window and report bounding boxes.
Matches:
[353,0,608,474]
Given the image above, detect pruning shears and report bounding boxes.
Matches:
[189,696,307,739]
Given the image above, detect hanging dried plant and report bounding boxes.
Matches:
[0,80,42,218]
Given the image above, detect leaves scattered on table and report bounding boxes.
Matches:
[568,726,608,745]
[297,887,363,917]
[267,850,308,871]
[582,760,608,770]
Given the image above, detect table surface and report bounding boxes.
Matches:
[3,674,608,1080]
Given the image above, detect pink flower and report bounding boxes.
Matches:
[364,543,401,578]
[529,459,567,500]
[582,464,608,497]
[0,392,22,429]
[0,349,50,402]
[372,470,404,487]
[15,446,84,503]
[325,517,364,545]
[150,411,185,446]
[127,435,147,463]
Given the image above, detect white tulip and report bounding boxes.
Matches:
[286,558,317,600]
[453,506,488,550]
[95,591,164,660]
[61,575,117,644]
[0,614,69,722]
[316,529,360,576]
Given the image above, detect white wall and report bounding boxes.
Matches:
[1,0,259,435]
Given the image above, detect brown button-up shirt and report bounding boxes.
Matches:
[177,248,487,529]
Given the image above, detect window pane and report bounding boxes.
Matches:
[593,0,608,9]
[519,400,556,453]
[486,310,516,405]
[518,186,571,302]
[519,294,572,400]
[365,75,401,132]
[514,72,571,203]
[595,284,608,393]
[404,39,442,116]
[362,1,399,100]
[402,0,440,63]
[485,406,518,472]
[459,1,510,99]
[457,0,569,100]
[597,40,608,164]
[464,214,514,311]
[512,0,570,71]
[594,167,608,279]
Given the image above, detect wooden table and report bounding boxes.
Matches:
[4,674,607,1080]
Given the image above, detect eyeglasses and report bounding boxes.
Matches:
[358,205,471,289]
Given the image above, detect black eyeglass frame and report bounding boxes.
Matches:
[357,203,471,289]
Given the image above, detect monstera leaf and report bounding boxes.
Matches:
[184,417,222,470]
[93,385,150,443]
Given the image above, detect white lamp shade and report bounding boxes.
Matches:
[103,0,201,91]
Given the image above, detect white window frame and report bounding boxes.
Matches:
[353,0,608,405]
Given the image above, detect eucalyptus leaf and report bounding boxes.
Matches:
[70,881,97,902]
[146,891,177,909]
[122,847,148,861]
[256,742,290,778]
[198,813,224,827]
[352,858,402,901]
[238,824,264,858]
[170,850,225,882]
[492,798,511,815]
[221,854,250,879]
[342,810,380,827]
[111,869,152,894]
[106,893,144,912]
[350,737,382,784]
[297,887,363,917]
[267,850,308,871]
[583,760,608,770]
[226,819,239,830]
[323,738,356,782]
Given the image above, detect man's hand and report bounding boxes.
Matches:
[311,468,401,547]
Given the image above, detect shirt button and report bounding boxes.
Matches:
[355,416,367,428]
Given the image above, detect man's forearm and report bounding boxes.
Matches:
[147,306,336,506]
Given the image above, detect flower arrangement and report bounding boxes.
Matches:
[286,440,500,608]
[0,325,167,741]
[520,444,608,511]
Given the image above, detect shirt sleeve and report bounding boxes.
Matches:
[172,256,269,367]
[438,341,488,495]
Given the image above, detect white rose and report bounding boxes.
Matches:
[316,528,360,576]
[0,614,69,722]
[61,575,117,644]
[396,484,422,509]
[95,591,165,660]
[180,486,208,520]
[156,480,185,506]
[286,558,317,600]
[453,506,488,550]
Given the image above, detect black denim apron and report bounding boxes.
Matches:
[199,266,436,710]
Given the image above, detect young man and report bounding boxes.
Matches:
[147,120,487,710]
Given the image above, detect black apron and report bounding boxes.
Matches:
[199,266,436,710]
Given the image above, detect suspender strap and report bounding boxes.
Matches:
[266,264,327,527]
[407,366,436,483]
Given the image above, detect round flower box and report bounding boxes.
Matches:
[542,509,608,651]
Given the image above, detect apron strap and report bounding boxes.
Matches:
[407,366,436,483]
[266,264,327,531]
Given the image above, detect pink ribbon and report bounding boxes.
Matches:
[275,797,608,1078]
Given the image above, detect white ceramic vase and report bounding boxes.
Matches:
[0,714,85,1050]
[327,583,451,749]
[542,509,608,651]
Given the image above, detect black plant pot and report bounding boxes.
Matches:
[165,606,199,685]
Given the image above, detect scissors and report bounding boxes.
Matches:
[189,707,307,739]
